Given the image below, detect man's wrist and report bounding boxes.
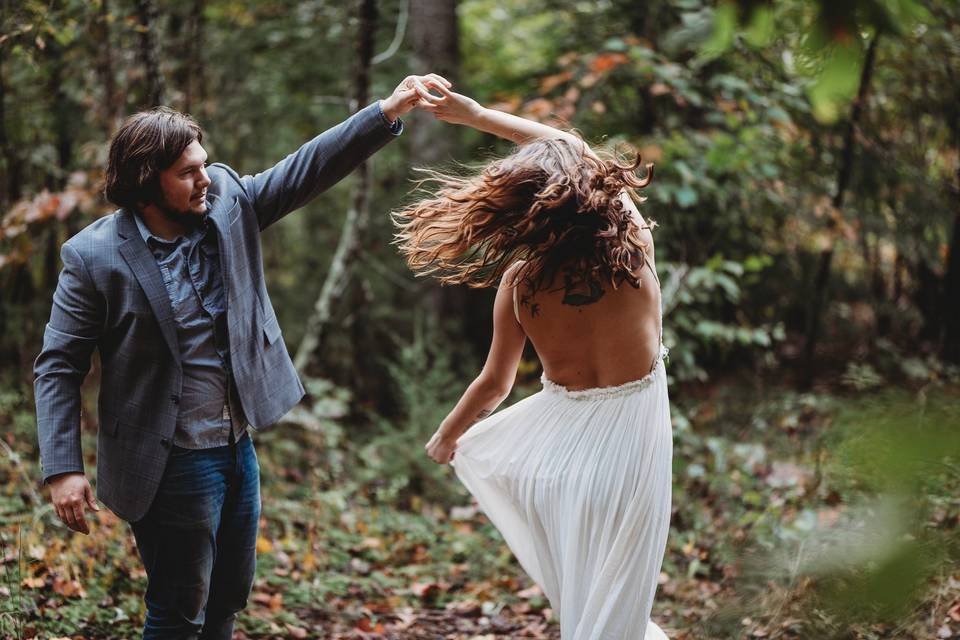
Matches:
[379,99,396,123]
[377,100,403,134]
[45,470,84,485]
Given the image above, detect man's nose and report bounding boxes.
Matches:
[198,167,211,188]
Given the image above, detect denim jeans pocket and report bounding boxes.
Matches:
[169,445,194,458]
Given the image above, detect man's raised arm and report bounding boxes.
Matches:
[236,74,449,231]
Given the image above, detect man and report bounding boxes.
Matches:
[34,73,448,639]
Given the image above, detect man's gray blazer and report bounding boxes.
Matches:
[34,102,398,522]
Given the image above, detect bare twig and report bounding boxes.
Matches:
[373,0,408,65]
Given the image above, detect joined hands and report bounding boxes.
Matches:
[380,73,484,128]
[380,73,452,123]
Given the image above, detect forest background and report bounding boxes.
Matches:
[0,0,959,638]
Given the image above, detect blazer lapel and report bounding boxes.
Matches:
[205,194,235,309]
[116,209,182,368]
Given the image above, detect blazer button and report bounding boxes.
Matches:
[160,437,171,448]
[170,394,180,404]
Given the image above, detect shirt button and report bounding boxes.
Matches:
[154,253,162,259]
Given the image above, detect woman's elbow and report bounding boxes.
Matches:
[475,374,513,401]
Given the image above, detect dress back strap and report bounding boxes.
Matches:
[512,281,521,324]
[509,260,526,325]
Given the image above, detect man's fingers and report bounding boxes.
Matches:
[397,87,420,106]
[56,504,73,529]
[413,81,441,103]
[70,501,88,534]
[57,504,74,529]
[84,485,99,511]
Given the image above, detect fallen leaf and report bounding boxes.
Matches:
[256,536,273,553]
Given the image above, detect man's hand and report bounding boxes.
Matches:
[48,472,99,535]
[380,74,452,123]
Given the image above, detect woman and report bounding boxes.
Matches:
[394,84,672,640]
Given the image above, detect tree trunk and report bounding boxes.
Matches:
[893,249,904,304]
[135,0,166,107]
[915,258,940,342]
[0,9,22,208]
[941,59,960,364]
[943,175,960,363]
[409,0,494,354]
[94,0,120,132]
[294,0,377,374]
[801,34,879,387]
[409,0,459,166]
[46,41,73,190]
[184,0,206,115]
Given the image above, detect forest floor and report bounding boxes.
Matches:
[1,370,958,640]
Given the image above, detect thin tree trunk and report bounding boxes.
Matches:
[0,31,10,212]
[294,0,377,374]
[46,41,73,189]
[915,259,939,341]
[135,0,166,107]
[802,34,880,387]
[0,5,22,208]
[942,60,960,364]
[94,0,119,132]
[184,0,205,115]
[943,173,960,363]
[893,249,904,304]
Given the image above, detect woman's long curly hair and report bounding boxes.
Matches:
[392,135,655,296]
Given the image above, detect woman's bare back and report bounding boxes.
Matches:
[513,223,662,391]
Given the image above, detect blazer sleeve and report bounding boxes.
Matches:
[238,101,402,231]
[34,242,105,483]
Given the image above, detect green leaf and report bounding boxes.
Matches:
[702,2,738,59]
[675,185,699,208]
[808,42,865,124]
[744,6,774,48]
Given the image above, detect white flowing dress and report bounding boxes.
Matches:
[452,314,672,639]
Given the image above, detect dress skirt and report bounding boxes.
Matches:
[452,345,673,640]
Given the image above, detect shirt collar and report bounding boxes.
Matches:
[132,209,159,245]
[133,209,210,247]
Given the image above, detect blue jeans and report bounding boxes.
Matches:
[130,433,260,640]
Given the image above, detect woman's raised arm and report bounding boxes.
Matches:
[418,83,588,150]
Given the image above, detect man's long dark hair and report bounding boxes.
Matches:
[104,107,202,209]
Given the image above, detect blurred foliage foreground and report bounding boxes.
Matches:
[0,335,957,640]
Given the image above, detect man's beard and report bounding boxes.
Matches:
[153,193,206,230]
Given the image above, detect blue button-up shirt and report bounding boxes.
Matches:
[133,210,247,448]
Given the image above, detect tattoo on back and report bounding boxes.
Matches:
[558,266,605,307]
[518,293,541,318]
[516,265,606,319]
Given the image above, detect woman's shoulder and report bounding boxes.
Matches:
[502,260,527,287]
